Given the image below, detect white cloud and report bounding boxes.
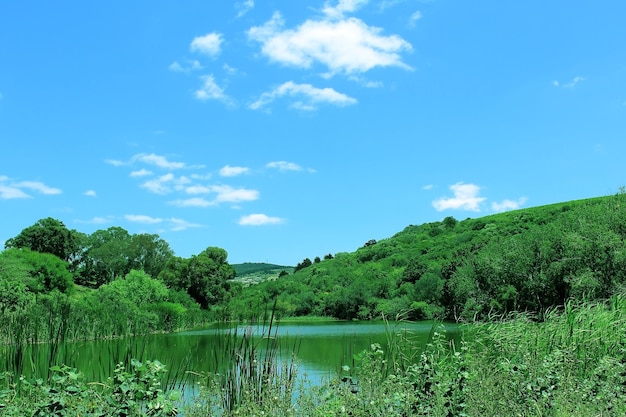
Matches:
[185,185,212,194]
[169,60,203,74]
[422,184,434,190]
[492,197,527,213]
[212,185,259,203]
[169,218,203,231]
[251,81,356,110]
[322,0,369,19]
[222,63,238,74]
[141,173,175,195]
[190,173,212,180]
[125,214,163,224]
[15,181,62,195]
[171,185,259,206]
[0,184,31,199]
[133,153,186,170]
[266,161,303,171]
[247,12,412,77]
[238,213,284,226]
[432,182,486,212]
[130,168,154,177]
[169,197,215,208]
[75,216,113,225]
[220,165,250,177]
[84,190,97,197]
[194,74,233,104]
[190,33,223,57]
[236,0,254,18]
[0,177,61,199]
[553,76,586,88]
[408,11,422,27]
[105,159,125,167]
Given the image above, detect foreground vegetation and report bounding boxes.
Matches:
[2,191,626,414]
[1,295,624,416]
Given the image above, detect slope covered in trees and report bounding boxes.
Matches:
[226,192,626,321]
[3,191,626,325]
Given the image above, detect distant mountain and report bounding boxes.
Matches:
[232,262,293,276]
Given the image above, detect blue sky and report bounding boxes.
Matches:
[1,0,625,266]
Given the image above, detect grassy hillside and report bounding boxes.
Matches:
[231,262,293,286]
[226,193,626,320]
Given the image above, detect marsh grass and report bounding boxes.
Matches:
[3,297,626,416]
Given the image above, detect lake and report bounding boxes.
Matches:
[8,320,461,387]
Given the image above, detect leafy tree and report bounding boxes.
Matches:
[5,217,81,263]
[314,256,321,264]
[78,227,133,286]
[323,253,334,260]
[443,216,458,229]
[127,233,174,279]
[103,269,169,307]
[185,247,235,309]
[294,257,313,272]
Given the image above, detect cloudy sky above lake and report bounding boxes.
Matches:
[1,0,625,265]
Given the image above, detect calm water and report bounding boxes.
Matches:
[10,320,461,385]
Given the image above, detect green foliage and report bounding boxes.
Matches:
[230,191,626,321]
[0,360,179,416]
[5,217,81,263]
[232,262,293,276]
[0,248,73,295]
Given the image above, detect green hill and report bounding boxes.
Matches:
[226,193,626,321]
[231,262,293,286]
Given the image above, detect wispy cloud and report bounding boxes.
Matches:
[141,173,176,195]
[0,177,62,199]
[190,32,223,57]
[130,168,154,177]
[75,216,114,225]
[0,184,31,199]
[432,182,486,212]
[408,11,422,27]
[194,74,233,105]
[492,197,527,213]
[322,0,369,19]
[251,81,357,110]
[125,214,163,224]
[105,159,125,167]
[238,213,284,226]
[169,218,203,231]
[247,11,412,77]
[266,161,303,171]
[219,165,250,177]
[236,0,254,18]
[14,181,62,195]
[212,185,260,203]
[422,184,434,190]
[553,76,586,88]
[133,153,186,170]
[169,60,203,74]
[169,197,215,208]
[170,185,260,206]
[84,190,97,197]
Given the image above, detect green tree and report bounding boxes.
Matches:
[127,233,174,279]
[185,247,235,309]
[79,227,133,286]
[5,217,81,263]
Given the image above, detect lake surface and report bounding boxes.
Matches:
[11,320,461,386]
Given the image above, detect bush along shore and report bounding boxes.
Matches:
[1,294,625,416]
